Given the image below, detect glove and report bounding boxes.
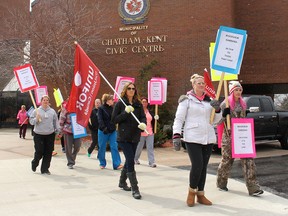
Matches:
[210,100,220,112]
[125,105,134,113]
[222,107,231,117]
[172,133,181,151]
[138,122,147,131]
[154,115,159,120]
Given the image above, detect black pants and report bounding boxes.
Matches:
[186,143,213,191]
[19,124,28,138]
[32,133,55,173]
[118,141,137,172]
[88,129,98,154]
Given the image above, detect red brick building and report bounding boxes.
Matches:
[30,0,288,109]
[96,1,287,101]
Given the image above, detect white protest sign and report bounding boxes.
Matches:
[212,26,247,75]
[149,77,167,104]
[70,113,87,139]
[231,118,256,158]
[13,64,39,92]
[113,76,135,102]
[35,86,48,105]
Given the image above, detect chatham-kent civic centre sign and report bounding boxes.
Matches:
[101,0,168,55]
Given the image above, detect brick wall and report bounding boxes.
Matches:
[29,0,288,109]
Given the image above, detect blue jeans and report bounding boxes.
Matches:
[97,130,121,169]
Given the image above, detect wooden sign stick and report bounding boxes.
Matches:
[223,80,230,130]
[29,90,41,122]
[154,104,158,133]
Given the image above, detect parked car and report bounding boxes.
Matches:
[182,95,288,151]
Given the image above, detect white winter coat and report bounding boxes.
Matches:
[173,94,222,145]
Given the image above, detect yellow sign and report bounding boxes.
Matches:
[209,42,238,81]
[53,88,64,107]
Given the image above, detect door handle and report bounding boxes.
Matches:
[258,116,264,119]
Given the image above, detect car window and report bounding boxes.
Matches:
[246,98,261,111]
[261,98,273,112]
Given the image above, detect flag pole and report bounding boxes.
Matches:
[98,71,149,135]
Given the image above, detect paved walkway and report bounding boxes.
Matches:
[0,128,287,216]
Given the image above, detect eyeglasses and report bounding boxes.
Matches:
[127,87,135,91]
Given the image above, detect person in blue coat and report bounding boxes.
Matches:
[97,94,123,170]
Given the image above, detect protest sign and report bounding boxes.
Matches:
[231,118,256,158]
[13,64,39,93]
[70,113,87,139]
[113,76,135,102]
[35,86,48,105]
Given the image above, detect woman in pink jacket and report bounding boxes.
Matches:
[17,105,28,139]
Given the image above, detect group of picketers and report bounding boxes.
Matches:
[26,77,263,204]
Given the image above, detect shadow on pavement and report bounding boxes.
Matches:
[176,155,288,199]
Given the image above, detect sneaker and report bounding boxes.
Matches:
[250,189,264,196]
[100,166,105,169]
[150,163,157,168]
[62,148,66,153]
[68,165,73,169]
[41,170,51,175]
[87,153,91,158]
[219,186,229,192]
[116,164,124,170]
[135,160,140,165]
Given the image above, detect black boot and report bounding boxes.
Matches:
[118,168,131,191]
[127,171,142,199]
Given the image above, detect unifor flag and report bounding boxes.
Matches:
[204,68,216,99]
[66,43,100,127]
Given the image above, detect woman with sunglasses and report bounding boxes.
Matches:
[173,74,222,207]
[112,82,146,199]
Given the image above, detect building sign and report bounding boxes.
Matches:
[119,0,150,25]
[101,34,168,55]
[102,0,167,55]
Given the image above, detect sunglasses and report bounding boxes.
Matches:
[127,87,136,91]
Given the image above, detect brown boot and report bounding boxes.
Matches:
[186,187,197,207]
[197,191,212,205]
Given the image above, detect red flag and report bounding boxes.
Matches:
[204,68,216,99]
[66,44,101,127]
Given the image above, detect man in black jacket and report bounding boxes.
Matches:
[87,98,101,157]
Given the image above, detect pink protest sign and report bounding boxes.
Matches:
[231,118,256,158]
[148,79,163,105]
[35,86,48,105]
[114,76,135,102]
[13,64,39,93]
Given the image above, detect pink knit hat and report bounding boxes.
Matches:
[229,81,242,95]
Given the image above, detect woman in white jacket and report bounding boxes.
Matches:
[173,74,222,207]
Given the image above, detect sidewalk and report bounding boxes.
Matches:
[0,128,287,216]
